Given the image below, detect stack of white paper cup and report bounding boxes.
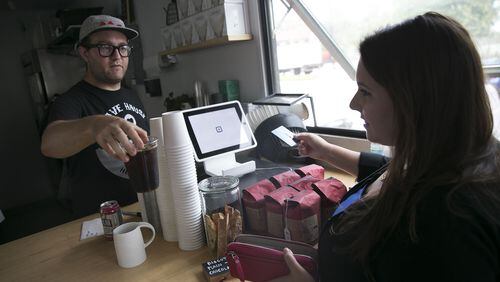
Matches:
[150,117,178,242]
[162,111,204,251]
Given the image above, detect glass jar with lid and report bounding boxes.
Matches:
[198,176,242,216]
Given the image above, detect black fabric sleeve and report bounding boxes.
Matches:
[373,188,500,282]
[46,93,83,124]
[357,152,389,181]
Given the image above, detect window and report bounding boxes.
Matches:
[264,0,500,138]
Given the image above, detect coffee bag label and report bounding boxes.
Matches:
[245,206,267,232]
[287,214,319,244]
[267,212,284,238]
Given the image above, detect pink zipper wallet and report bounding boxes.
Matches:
[226,234,318,282]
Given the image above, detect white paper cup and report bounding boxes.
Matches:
[162,111,192,148]
[149,117,164,140]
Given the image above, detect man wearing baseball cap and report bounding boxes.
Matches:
[41,15,149,217]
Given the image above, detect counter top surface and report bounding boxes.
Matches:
[0,169,354,281]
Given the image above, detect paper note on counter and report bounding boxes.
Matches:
[80,218,104,240]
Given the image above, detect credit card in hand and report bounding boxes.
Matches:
[271,126,298,147]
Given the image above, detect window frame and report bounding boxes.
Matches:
[258,0,367,138]
[259,0,500,142]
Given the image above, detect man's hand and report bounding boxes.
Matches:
[41,115,148,162]
[91,115,148,162]
[269,248,315,282]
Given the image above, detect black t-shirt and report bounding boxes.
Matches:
[319,153,500,281]
[47,80,150,217]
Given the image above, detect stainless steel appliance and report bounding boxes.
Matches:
[21,49,85,134]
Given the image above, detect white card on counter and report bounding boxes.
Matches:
[271,126,297,147]
[80,218,104,240]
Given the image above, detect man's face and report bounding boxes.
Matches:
[79,30,130,85]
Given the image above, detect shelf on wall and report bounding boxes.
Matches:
[158,34,252,56]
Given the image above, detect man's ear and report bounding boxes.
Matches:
[78,45,89,63]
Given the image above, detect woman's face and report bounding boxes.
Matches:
[350,59,396,146]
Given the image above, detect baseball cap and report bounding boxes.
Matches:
[78,15,138,44]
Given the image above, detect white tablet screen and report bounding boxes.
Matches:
[188,107,250,153]
[182,101,256,161]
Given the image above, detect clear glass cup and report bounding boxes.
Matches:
[125,136,162,237]
[125,136,159,193]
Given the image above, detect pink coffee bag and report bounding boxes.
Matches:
[242,179,276,234]
[269,170,302,188]
[294,164,325,179]
[264,187,299,238]
[284,189,321,244]
[288,175,322,191]
[312,177,347,224]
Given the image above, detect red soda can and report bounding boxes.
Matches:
[100,200,123,240]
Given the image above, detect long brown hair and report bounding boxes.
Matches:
[340,12,499,266]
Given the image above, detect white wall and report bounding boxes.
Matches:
[133,0,268,118]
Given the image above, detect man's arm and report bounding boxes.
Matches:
[41,115,148,162]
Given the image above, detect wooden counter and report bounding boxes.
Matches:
[0,170,355,282]
[0,205,213,282]
[325,168,356,188]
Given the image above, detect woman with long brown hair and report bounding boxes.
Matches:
[276,12,500,281]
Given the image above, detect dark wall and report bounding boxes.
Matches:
[0,0,123,210]
[0,11,56,209]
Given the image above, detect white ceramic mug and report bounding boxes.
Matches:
[113,222,156,268]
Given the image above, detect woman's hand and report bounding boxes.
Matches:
[294,132,331,161]
[268,248,315,282]
[294,132,361,176]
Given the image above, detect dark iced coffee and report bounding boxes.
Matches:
[125,136,159,193]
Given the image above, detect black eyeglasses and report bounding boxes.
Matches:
[84,44,133,57]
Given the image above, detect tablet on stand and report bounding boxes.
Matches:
[182,101,257,177]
